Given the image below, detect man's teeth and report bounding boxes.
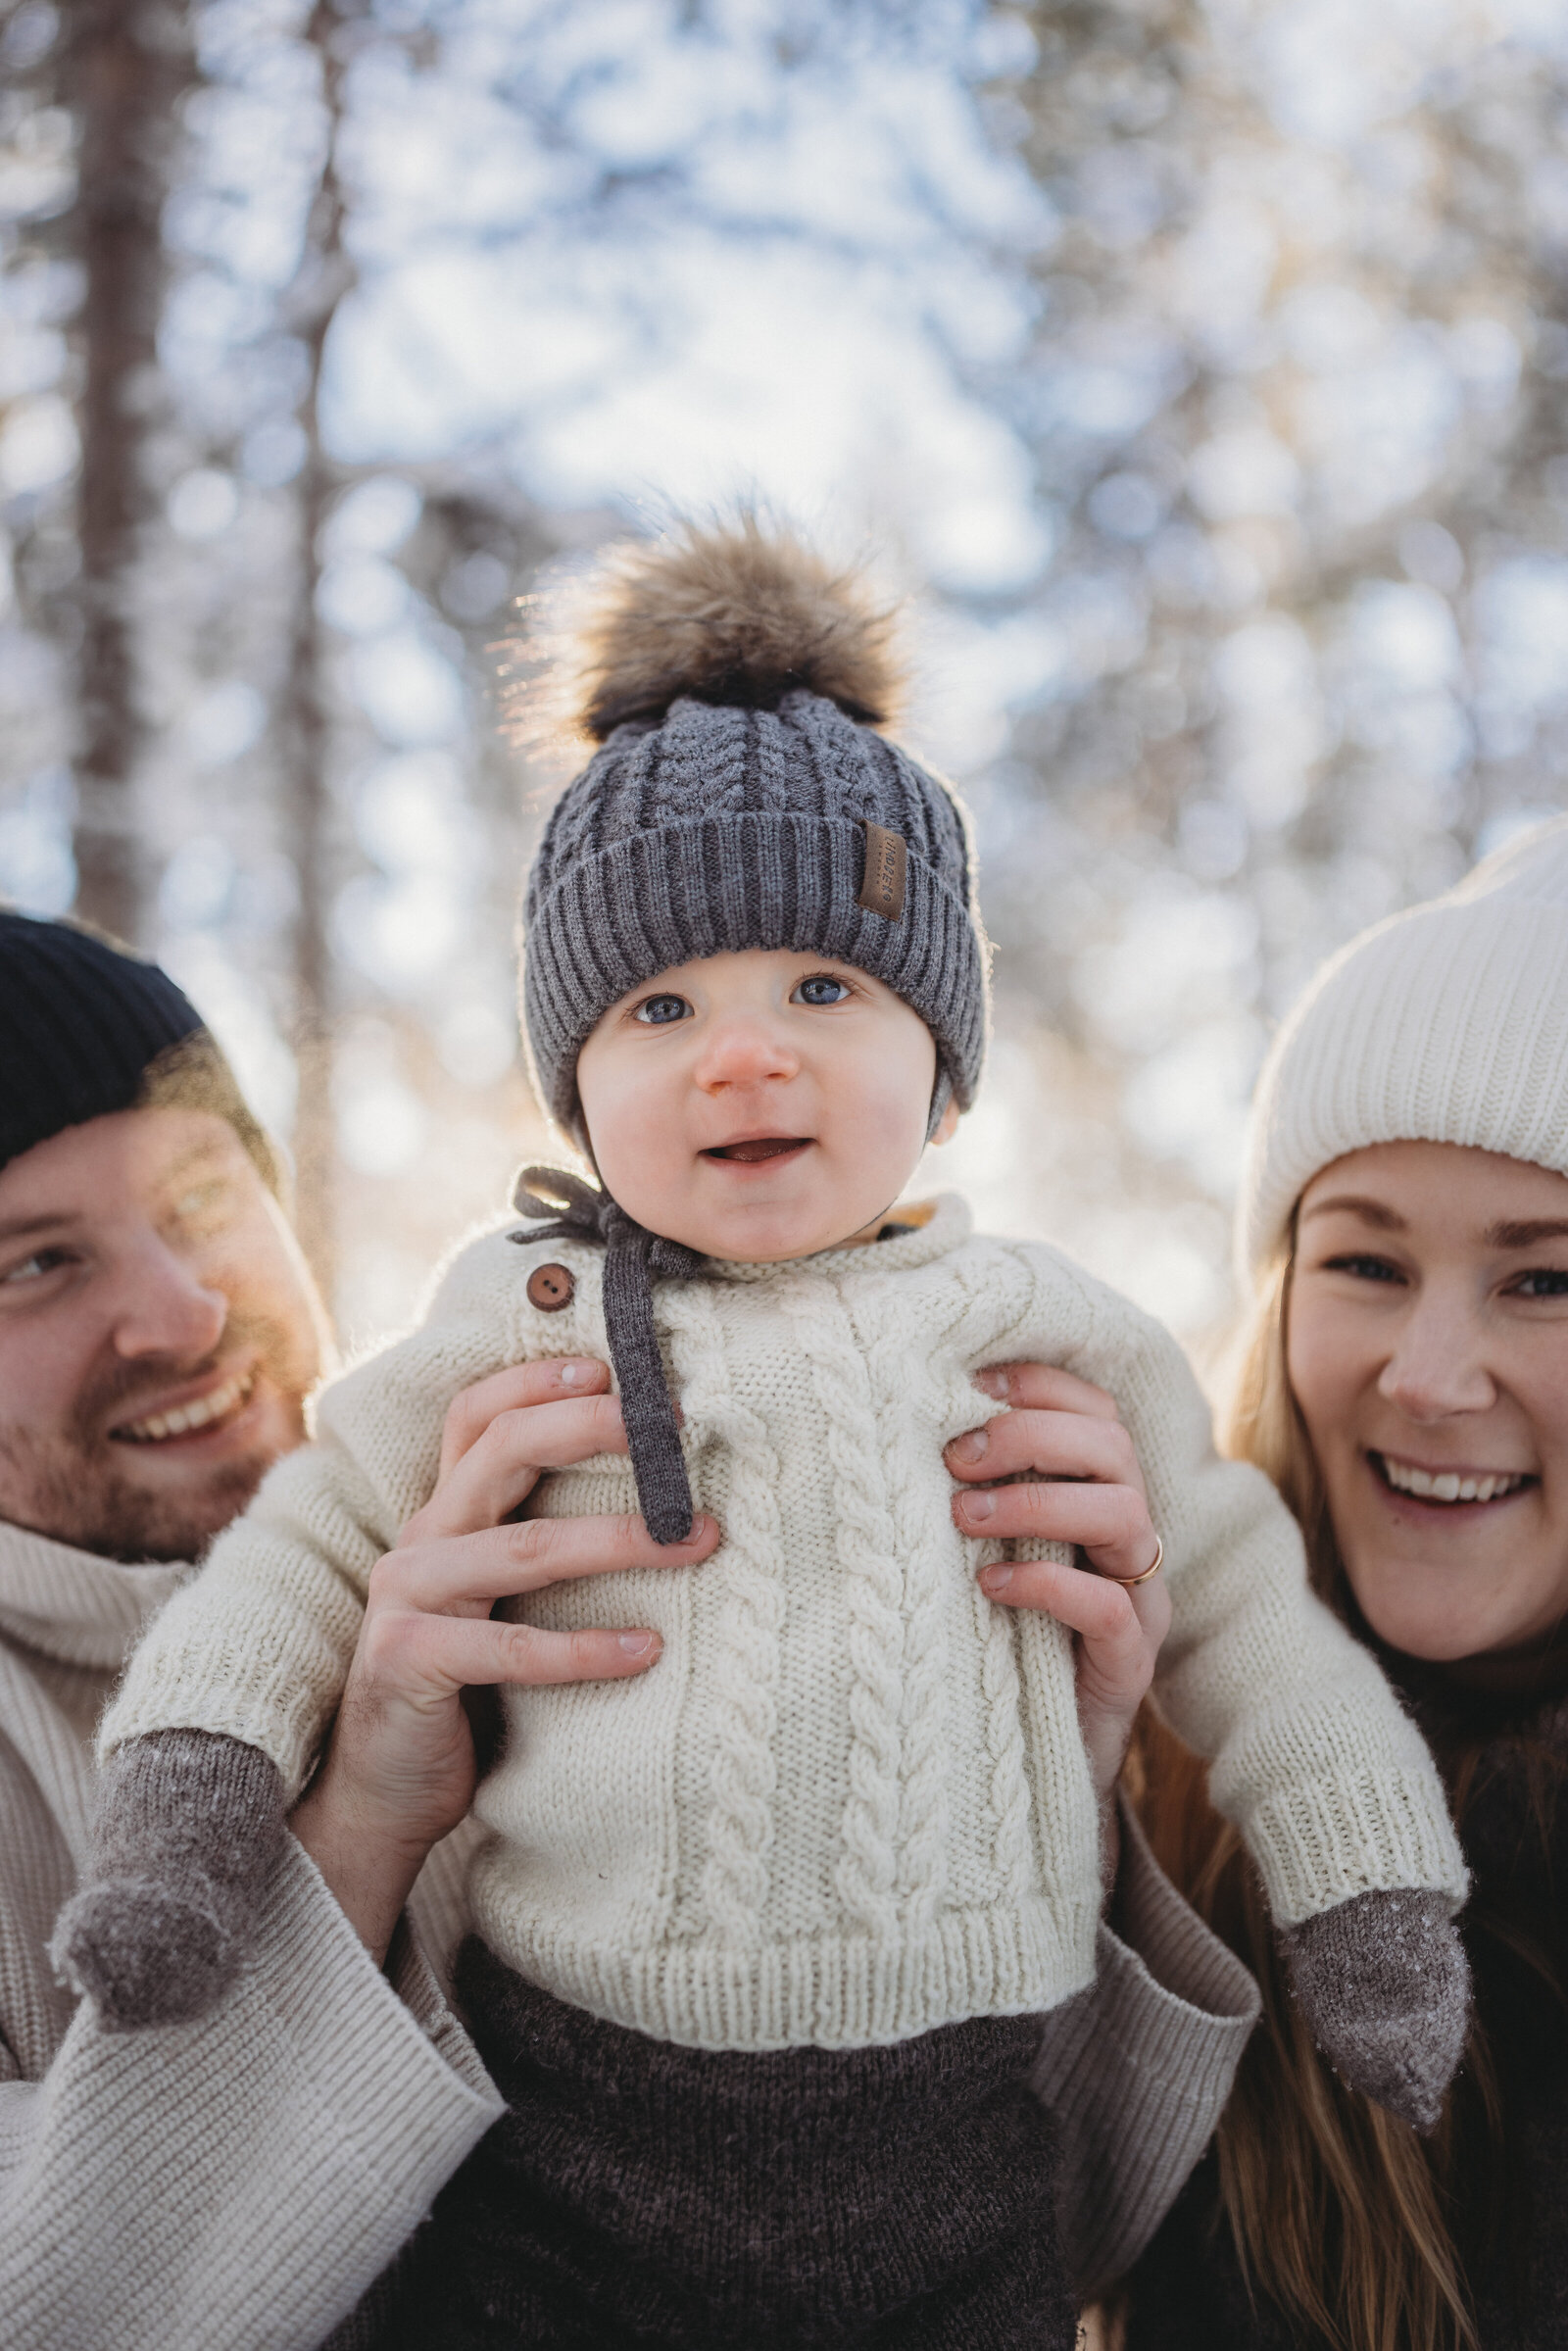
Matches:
[1378,1455,1526,1504]
[118,1371,254,1444]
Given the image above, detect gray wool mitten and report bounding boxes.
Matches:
[51,1728,286,2031]
[1280,1886,1471,2132]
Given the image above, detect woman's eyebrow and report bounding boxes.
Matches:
[1487,1219,1568,1249]
[1298,1195,1405,1230]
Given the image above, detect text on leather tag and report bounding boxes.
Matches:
[858,822,907,921]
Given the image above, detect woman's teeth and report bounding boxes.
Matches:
[118,1371,255,1445]
[1376,1453,1527,1505]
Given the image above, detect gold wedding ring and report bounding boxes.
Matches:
[1118,1536,1163,1587]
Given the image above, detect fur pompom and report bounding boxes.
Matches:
[536,515,905,744]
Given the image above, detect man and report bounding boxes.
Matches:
[0,910,716,2351]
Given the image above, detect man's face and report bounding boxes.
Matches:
[0,1106,325,1563]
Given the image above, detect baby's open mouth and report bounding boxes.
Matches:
[1370,1450,1532,1506]
[703,1137,811,1163]
[112,1369,257,1445]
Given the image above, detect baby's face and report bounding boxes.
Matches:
[575,949,956,1263]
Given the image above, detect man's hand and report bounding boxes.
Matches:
[945,1362,1171,1886]
[290,1357,717,1963]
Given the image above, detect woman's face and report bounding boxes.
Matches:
[1288,1142,1568,1661]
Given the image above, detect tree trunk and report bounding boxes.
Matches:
[281,4,357,1295]
[64,0,194,947]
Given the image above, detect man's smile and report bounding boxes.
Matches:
[111,1365,258,1446]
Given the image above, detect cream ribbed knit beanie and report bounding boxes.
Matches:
[1240,815,1568,1284]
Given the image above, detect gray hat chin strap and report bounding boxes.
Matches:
[510,1166,702,1546]
[926,1069,953,1142]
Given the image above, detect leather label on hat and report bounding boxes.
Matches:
[858,822,906,921]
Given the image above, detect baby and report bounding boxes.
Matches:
[63,525,1469,2348]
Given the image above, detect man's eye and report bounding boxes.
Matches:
[1322,1253,1405,1285]
[172,1182,232,1230]
[633,994,692,1026]
[792,974,851,1007]
[1,1248,71,1287]
[1511,1267,1568,1298]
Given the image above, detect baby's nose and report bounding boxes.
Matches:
[694,1016,799,1089]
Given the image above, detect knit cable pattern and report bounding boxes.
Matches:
[669,1283,785,1949]
[845,1272,953,1935]
[873,1255,1032,1914]
[781,1274,906,1941]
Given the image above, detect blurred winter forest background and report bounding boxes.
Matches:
[3,0,1566,1354]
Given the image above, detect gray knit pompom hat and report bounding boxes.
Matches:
[516,518,989,1138]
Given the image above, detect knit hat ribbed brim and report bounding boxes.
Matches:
[1240,815,1568,1283]
[523,695,987,1136]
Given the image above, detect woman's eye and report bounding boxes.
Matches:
[792,973,851,1007]
[1322,1253,1405,1285]
[1510,1267,1568,1298]
[633,994,692,1026]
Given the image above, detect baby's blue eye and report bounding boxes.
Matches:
[634,994,691,1026]
[793,974,851,1007]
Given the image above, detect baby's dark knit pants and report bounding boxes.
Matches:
[378,1937,1074,2350]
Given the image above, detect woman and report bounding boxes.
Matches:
[1120,815,1568,2350]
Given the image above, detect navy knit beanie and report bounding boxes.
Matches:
[517,519,990,1140]
[0,910,279,1191]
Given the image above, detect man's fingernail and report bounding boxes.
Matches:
[619,1631,659,1656]
[975,1367,1010,1399]
[950,1428,988,1465]
[980,1563,1012,1593]
[960,1490,996,1524]
[558,1360,593,1386]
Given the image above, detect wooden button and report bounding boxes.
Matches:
[526,1262,575,1312]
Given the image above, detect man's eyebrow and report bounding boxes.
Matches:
[0,1209,78,1246]
[1298,1195,1406,1231]
[1487,1219,1568,1249]
[158,1137,239,1188]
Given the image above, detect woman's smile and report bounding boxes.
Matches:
[1366,1449,1534,1509]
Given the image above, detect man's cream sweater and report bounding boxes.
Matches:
[105,1195,1466,2053]
[0,1517,502,2351]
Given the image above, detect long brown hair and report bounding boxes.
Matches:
[1127,1243,1519,2351]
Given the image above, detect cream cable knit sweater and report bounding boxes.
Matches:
[0,1479,1251,2344]
[105,1194,1465,2052]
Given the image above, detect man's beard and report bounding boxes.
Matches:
[0,1310,311,1565]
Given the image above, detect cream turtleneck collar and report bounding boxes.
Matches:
[0,1518,187,1675]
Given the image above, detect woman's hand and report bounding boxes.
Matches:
[945,1362,1171,1883]
[291,1357,718,1963]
